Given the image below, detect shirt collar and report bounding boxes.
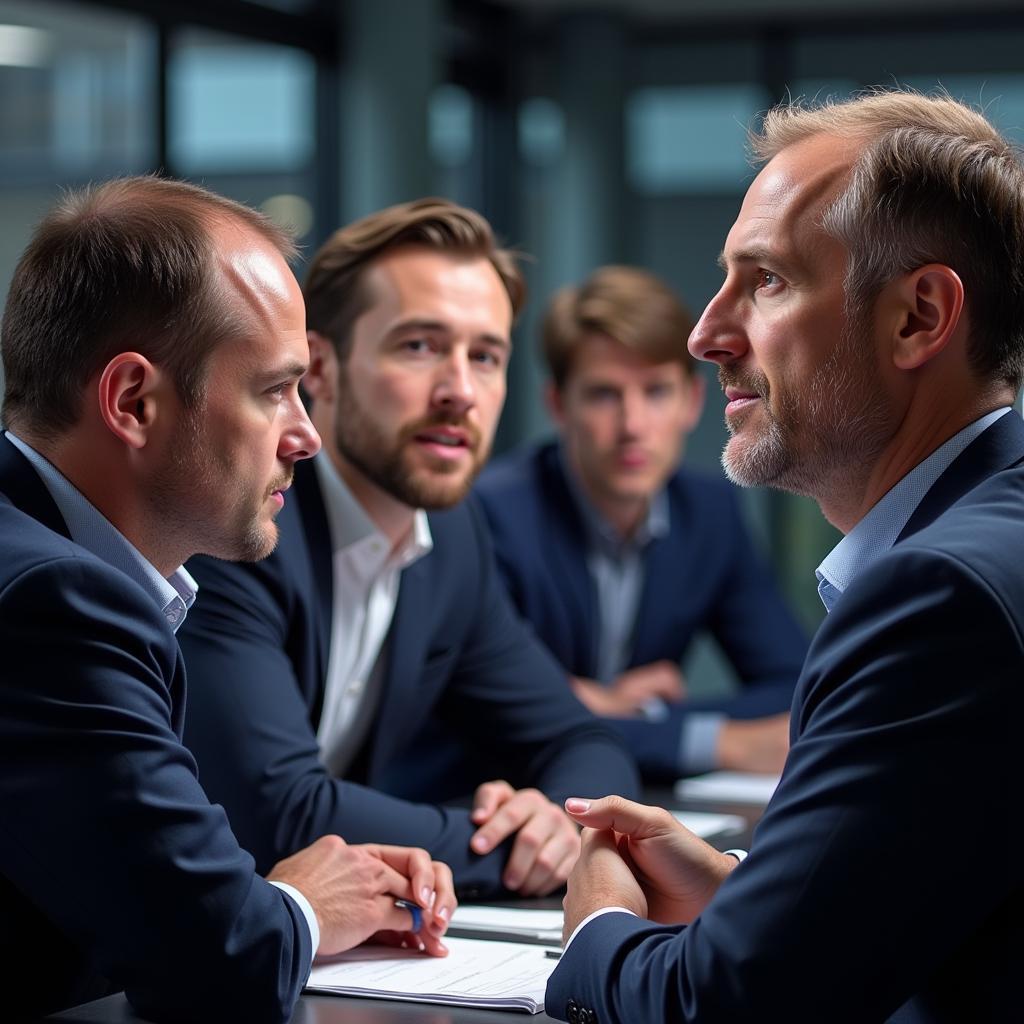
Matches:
[313,450,432,570]
[558,441,670,555]
[5,431,197,632]
[815,407,1011,612]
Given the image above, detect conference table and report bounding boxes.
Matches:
[45,788,765,1024]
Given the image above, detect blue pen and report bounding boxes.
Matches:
[394,898,422,932]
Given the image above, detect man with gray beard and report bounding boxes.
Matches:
[548,90,1024,1023]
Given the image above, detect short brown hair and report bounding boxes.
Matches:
[542,265,696,390]
[755,90,1024,392]
[304,197,525,358]
[1,175,296,438]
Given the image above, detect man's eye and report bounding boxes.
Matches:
[471,349,503,368]
[402,338,432,353]
[757,269,781,290]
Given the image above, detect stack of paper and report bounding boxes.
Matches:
[446,905,563,945]
[674,770,781,806]
[307,936,557,1013]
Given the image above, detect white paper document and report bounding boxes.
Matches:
[446,905,563,945]
[306,936,557,1013]
[674,770,781,806]
[672,809,746,837]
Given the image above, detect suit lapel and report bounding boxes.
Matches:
[0,435,70,537]
[294,460,334,722]
[898,412,1024,542]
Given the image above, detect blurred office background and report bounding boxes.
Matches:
[2,0,1023,658]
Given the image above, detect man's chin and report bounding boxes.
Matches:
[403,468,477,510]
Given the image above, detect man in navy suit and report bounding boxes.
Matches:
[547,92,1024,1022]
[178,199,639,900]
[476,266,807,780]
[0,177,458,1023]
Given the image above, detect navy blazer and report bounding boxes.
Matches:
[0,437,311,1023]
[179,459,639,890]
[475,442,808,777]
[546,412,1024,1023]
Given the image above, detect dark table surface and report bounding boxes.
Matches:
[44,792,763,1024]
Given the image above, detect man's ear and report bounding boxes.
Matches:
[96,353,162,449]
[887,264,965,371]
[303,330,338,403]
[544,380,566,428]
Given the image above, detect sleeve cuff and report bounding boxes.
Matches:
[680,712,726,775]
[563,907,637,954]
[269,880,320,968]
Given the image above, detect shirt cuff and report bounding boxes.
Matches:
[680,712,726,775]
[563,907,637,954]
[269,880,320,966]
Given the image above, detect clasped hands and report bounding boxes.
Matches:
[559,795,740,944]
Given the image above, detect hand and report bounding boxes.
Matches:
[562,826,647,944]
[716,712,790,773]
[570,661,686,718]
[616,661,687,706]
[469,781,581,895]
[267,835,456,957]
[564,795,737,925]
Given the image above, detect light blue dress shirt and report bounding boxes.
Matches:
[560,445,723,774]
[4,430,320,960]
[815,408,1010,612]
[6,430,197,629]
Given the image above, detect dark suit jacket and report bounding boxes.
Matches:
[546,412,1024,1023]
[475,442,808,777]
[178,459,639,890]
[0,437,311,1023]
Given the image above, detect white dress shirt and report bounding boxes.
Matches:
[313,452,432,776]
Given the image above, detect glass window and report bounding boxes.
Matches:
[518,96,565,167]
[0,0,155,181]
[0,0,156,373]
[169,28,315,175]
[429,83,474,168]
[626,83,770,194]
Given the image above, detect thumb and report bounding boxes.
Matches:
[565,795,675,840]
[471,779,510,822]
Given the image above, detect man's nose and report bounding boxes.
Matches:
[432,350,476,415]
[688,286,748,366]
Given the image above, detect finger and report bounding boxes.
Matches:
[370,845,437,906]
[417,928,450,958]
[470,791,536,854]
[427,861,456,936]
[471,779,513,824]
[500,805,561,889]
[374,860,419,900]
[370,929,428,954]
[403,847,438,910]
[502,807,576,893]
[564,795,679,840]
[515,827,581,896]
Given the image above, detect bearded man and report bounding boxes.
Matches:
[178,198,639,901]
